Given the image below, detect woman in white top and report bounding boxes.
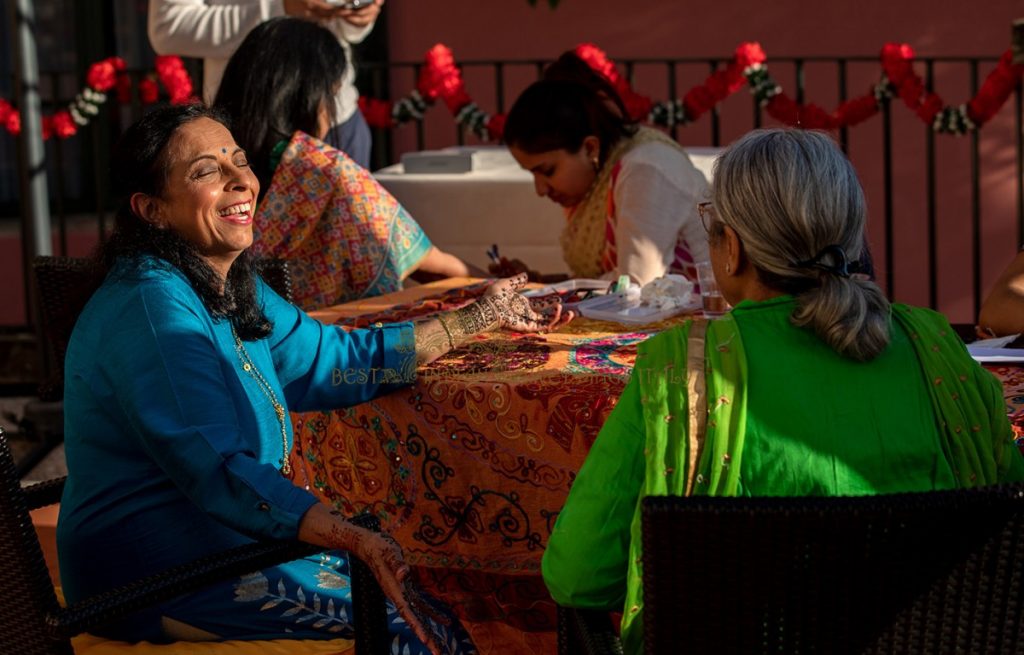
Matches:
[502,75,709,286]
[147,0,380,168]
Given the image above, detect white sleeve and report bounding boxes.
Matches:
[612,146,710,286]
[147,0,285,58]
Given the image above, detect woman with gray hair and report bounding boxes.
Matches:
[541,128,1024,655]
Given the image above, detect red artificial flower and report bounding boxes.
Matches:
[0,98,11,123]
[5,110,20,135]
[358,96,395,129]
[41,115,53,140]
[443,87,472,114]
[915,92,943,124]
[155,56,194,104]
[765,94,799,126]
[418,44,461,102]
[722,62,748,94]
[833,94,879,127]
[574,43,622,87]
[86,60,118,92]
[413,45,472,113]
[704,70,732,102]
[622,93,653,122]
[138,77,160,104]
[798,103,835,130]
[486,112,507,141]
[682,86,715,121]
[897,76,925,109]
[51,110,77,139]
[967,52,1022,125]
[575,42,636,104]
[734,42,767,70]
[110,56,126,71]
[880,43,915,86]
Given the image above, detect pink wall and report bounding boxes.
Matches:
[384,0,1024,322]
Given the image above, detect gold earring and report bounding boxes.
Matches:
[725,263,732,274]
[591,157,599,171]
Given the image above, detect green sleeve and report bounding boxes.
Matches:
[541,374,647,609]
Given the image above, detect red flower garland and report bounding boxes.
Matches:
[155,55,195,105]
[359,41,1024,140]
[2,55,194,141]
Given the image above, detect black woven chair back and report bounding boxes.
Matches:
[0,427,72,655]
[32,256,102,401]
[642,487,1024,654]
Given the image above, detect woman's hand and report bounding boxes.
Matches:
[414,275,575,366]
[480,274,574,332]
[336,0,383,26]
[298,504,444,654]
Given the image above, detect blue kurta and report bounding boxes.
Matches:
[56,258,473,650]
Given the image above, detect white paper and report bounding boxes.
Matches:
[970,334,1020,349]
[967,343,1024,363]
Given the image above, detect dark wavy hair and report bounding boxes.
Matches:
[503,79,636,165]
[542,51,630,120]
[213,17,346,195]
[100,103,271,341]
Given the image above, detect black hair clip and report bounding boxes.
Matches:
[791,244,851,278]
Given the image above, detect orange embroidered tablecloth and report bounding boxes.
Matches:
[288,279,688,653]
[287,280,1024,654]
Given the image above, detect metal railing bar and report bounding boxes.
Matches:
[494,62,505,114]
[882,100,895,299]
[837,60,848,154]
[970,59,982,319]
[709,60,721,146]
[795,58,805,106]
[925,59,937,310]
[666,61,677,140]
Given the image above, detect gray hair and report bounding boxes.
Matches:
[711,128,890,361]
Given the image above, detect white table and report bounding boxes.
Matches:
[374,146,722,275]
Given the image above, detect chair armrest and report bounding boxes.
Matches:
[557,606,622,655]
[51,539,324,638]
[53,512,391,650]
[23,477,65,510]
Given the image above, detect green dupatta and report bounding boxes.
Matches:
[618,303,1020,654]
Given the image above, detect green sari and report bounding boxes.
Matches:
[542,296,1024,655]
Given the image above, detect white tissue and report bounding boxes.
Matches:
[638,274,695,311]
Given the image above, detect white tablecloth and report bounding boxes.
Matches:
[374,146,721,274]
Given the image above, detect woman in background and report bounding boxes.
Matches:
[542,129,1024,655]
[215,17,480,311]
[500,69,709,286]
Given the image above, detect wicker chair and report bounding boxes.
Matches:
[0,426,391,654]
[559,485,1024,655]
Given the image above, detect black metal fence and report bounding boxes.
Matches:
[6,54,1021,324]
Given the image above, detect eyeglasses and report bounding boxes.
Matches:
[697,201,716,234]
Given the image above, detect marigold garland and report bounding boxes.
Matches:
[1,55,195,141]
[8,43,1020,144]
[361,41,1024,140]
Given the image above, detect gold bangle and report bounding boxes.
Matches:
[437,315,456,350]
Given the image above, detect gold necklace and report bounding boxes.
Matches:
[231,325,291,476]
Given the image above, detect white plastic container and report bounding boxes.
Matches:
[576,291,699,325]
